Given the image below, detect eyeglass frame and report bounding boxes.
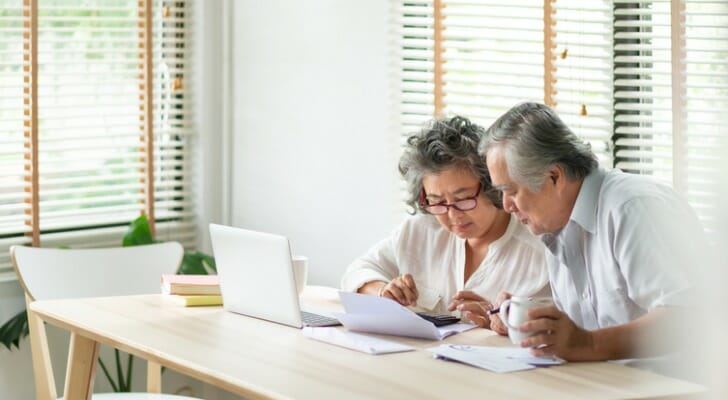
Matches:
[419,182,482,215]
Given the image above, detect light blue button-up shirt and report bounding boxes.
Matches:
[542,168,704,330]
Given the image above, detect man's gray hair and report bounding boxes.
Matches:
[479,102,598,191]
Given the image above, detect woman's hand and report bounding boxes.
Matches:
[489,291,511,336]
[448,290,493,328]
[378,273,418,306]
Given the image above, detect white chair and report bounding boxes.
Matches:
[11,243,201,400]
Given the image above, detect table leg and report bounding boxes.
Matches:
[147,361,162,393]
[63,332,100,400]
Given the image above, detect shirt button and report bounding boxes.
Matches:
[582,291,588,299]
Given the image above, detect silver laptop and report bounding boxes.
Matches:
[209,223,340,328]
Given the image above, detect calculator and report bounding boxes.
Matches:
[415,312,461,327]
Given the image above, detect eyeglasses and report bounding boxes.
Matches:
[419,183,482,215]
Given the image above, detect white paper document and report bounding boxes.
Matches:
[335,291,475,340]
[428,344,565,373]
[302,327,415,355]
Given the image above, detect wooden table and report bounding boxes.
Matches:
[30,286,705,400]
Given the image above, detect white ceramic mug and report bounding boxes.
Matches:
[291,255,308,295]
[499,296,551,344]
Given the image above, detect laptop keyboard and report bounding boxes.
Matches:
[301,310,341,327]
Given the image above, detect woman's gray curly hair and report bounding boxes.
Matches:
[398,116,502,214]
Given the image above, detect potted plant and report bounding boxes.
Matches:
[0,215,215,392]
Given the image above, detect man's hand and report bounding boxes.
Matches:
[518,305,595,361]
[489,291,511,335]
[448,290,493,328]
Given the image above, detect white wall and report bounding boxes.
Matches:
[227,0,402,287]
[192,1,402,398]
[193,0,226,253]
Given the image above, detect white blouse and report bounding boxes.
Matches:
[340,213,549,313]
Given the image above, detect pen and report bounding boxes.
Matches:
[486,307,500,316]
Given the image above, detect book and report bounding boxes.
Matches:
[161,274,221,295]
[167,294,223,307]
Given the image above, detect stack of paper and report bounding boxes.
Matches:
[427,344,565,373]
[335,291,475,340]
[161,274,222,307]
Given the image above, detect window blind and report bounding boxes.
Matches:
[614,0,728,231]
[396,0,612,158]
[397,0,544,134]
[613,0,674,184]
[440,0,544,126]
[0,1,28,279]
[395,0,613,179]
[681,0,728,232]
[551,1,614,167]
[0,0,196,281]
[398,0,436,143]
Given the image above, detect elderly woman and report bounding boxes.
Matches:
[340,116,549,328]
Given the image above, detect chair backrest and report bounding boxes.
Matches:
[12,242,184,301]
[10,242,184,400]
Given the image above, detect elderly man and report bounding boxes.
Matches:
[480,102,705,362]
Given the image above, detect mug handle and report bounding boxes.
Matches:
[499,299,518,330]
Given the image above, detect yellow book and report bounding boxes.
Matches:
[168,294,223,307]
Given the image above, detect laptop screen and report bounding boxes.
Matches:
[209,224,303,328]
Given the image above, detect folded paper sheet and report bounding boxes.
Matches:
[427,344,565,373]
[336,291,475,340]
[302,327,415,354]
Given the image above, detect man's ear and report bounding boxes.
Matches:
[548,164,565,187]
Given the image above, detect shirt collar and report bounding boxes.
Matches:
[540,231,559,254]
[569,167,606,234]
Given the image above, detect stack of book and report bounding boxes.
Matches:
[161,274,222,306]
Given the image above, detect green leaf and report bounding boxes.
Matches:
[179,251,216,275]
[125,352,133,391]
[115,349,126,392]
[98,358,119,392]
[202,254,217,273]
[122,215,157,247]
[0,310,28,351]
